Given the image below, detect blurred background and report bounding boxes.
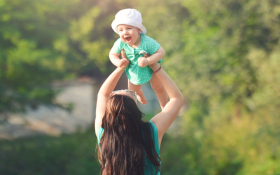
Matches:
[0,0,280,174]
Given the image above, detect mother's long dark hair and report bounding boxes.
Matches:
[98,94,160,175]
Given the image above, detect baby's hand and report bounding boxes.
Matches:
[138,57,149,68]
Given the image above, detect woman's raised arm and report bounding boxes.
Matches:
[150,63,184,147]
[95,50,129,135]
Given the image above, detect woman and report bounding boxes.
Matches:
[95,50,184,175]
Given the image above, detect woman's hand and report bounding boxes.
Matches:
[118,59,129,68]
[119,49,129,68]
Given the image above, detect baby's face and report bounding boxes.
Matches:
[117,24,141,47]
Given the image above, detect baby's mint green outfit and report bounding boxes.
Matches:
[97,121,161,175]
[112,34,162,85]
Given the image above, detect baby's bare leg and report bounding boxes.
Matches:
[128,80,147,105]
[150,74,168,109]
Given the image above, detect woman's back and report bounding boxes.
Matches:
[97,120,160,175]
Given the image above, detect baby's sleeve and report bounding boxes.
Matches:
[111,38,123,54]
[145,36,161,55]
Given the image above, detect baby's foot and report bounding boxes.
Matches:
[137,94,147,105]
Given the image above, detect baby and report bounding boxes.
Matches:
[109,8,167,109]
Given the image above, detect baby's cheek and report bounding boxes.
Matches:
[120,38,126,43]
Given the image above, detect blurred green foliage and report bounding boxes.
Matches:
[0,127,100,175]
[0,0,280,174]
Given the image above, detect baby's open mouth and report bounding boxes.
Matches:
[125,37,132,42]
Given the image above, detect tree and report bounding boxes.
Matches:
[0,0,68,116]
[142,0,280,174]
[0,0,133,117]
[128,0,280,174]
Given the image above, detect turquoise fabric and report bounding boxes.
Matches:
[97,120,160,175]
[112,34,162,85]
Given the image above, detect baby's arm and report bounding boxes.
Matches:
[138,46,165,68]
[147,46,165,64]
[109,48,127,67]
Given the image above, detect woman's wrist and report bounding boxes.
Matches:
[153,65,162,73]
[149,63,160,72]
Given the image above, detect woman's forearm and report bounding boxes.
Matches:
[149,63,184,140]
[95,51,128,134]
[98,67,126,97]
[150,63,183,101]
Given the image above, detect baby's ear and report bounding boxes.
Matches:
[138,29,142,33]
